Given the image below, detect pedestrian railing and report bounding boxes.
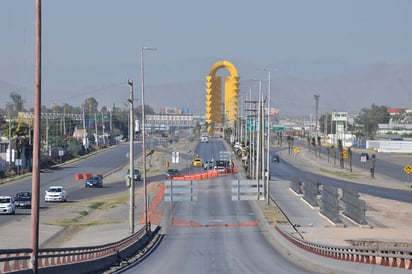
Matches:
[277,226,412,270]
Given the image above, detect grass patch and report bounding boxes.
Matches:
[89,201,104,210]
[78,210,89,217]
[45,219,125,227]
[319,167,360,179]
[46,218,80,226]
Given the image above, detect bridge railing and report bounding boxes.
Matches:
[276,226,412,270]
[0,226,159,274]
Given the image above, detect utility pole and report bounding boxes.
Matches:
[314,93,320,139]
[245,90,258,179]
[128,79,135,234]
[94,113,98,146]
[31,1,41,272]
[82,104,88,154]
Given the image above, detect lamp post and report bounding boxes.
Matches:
[127,79,135,234]
[264,70,271,204]
[262,68,278,203]
[141,46,157,231]
[8,117,12,167]
[314,93,320,139]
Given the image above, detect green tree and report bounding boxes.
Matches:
[84,97,99,114]
[9,92,25,117]
[134,104,155,121]
[354,104,390,138]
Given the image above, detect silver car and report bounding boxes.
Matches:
[45,186,67,202]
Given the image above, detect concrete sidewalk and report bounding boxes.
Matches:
[270,144,412,247]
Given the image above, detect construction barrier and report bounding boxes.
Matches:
[167,168,234,181]
[75,173,83,180]
[83,173,92,179]
[75,173,102,180]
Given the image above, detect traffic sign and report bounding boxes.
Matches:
[272,125,285,131]
[172,151,179,163]
[404,165,412,175]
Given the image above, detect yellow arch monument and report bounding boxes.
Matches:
[205,60,239,131]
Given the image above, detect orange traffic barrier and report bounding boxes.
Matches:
[83,173,92,179]
[75,173,83,180]
[210,170,218,177]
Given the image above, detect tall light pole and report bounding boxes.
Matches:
[263,69,271,203]
[127,79,134,234]
[314,93,320,138]
[141,46,157,231]
[261,68,278,203]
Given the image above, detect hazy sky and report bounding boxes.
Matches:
[1,0,411,112]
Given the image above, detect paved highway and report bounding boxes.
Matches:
[112,139,314,273]
[1,137,410,273]
[122,180,314,273]
[0,142,141,223]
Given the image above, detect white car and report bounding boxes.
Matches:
[45,186,67,202]
[0,196,16,214]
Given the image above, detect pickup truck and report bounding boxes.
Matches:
[15,191,32,209]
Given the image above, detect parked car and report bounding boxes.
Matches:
[14,191,32,209]
[272,154,280,163]
[126,169,142,181]
[203,160,214,170]
[85,175,103,188]
[0,196,16,214]
[165,168,180,179]
[214,160,228,173]
[192,157,203,167]
[360,152,370,161]
[45,186,67,202]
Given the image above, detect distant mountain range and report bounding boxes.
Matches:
[1,61,411,118]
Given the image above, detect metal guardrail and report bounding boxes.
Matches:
[0,226,159,274]
[277,226,412,270]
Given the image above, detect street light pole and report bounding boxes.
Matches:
[261,68,278,203]
[314,93,320,139]
[127,79,134,234]
[141,47,157,231]
[265,70,271,204]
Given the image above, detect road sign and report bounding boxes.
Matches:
[404,165,412,175]
[172,151,179,163]
[272,125,285,131]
